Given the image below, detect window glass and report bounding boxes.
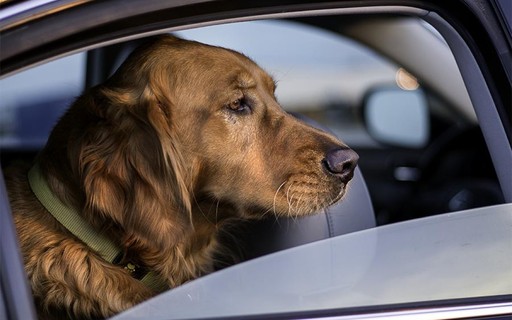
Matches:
[0,53,85,149]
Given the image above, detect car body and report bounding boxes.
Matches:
[1,0,511,319]
[111,204,512,320]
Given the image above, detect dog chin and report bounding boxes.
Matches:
[268,188,346,218]
[306,183,349,214]
[327,185,348,207]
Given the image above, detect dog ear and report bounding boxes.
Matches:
[78,78,192,254]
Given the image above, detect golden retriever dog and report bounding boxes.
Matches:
[5,35,358,319]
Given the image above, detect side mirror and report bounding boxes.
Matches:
[364,87,429,148]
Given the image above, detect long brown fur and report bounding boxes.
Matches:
[5,35,357,319]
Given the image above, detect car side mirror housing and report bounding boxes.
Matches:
[364,87,429,148]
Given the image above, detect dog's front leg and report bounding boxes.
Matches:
[27,246,154,319]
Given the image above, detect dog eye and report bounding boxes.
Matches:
[226,98,251,114]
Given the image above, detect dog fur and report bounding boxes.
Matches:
[5,35,357,319]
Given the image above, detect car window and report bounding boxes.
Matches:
[0,53,85,149]
[0,19,504,224]
[1,7,510,320]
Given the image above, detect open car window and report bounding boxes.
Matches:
[1,3,510,320]
[1,18,503,224]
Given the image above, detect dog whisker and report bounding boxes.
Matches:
[296,192,306,220]
[286,182,294,217]
[290,191,299,222]
[273,180,287,215]
[263,207,278,223]
[215,199,221,227]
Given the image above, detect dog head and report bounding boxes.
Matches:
[44,35,357,249]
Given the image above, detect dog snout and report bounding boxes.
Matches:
[323,148,359,183]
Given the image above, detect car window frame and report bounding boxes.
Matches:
[195,296,512,320]
[1,1,511,320]
[0,173,38,320]
[423,11,512,203]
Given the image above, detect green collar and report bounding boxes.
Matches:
[28,164,168,293]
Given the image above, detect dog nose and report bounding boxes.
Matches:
[324,148,359,183]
